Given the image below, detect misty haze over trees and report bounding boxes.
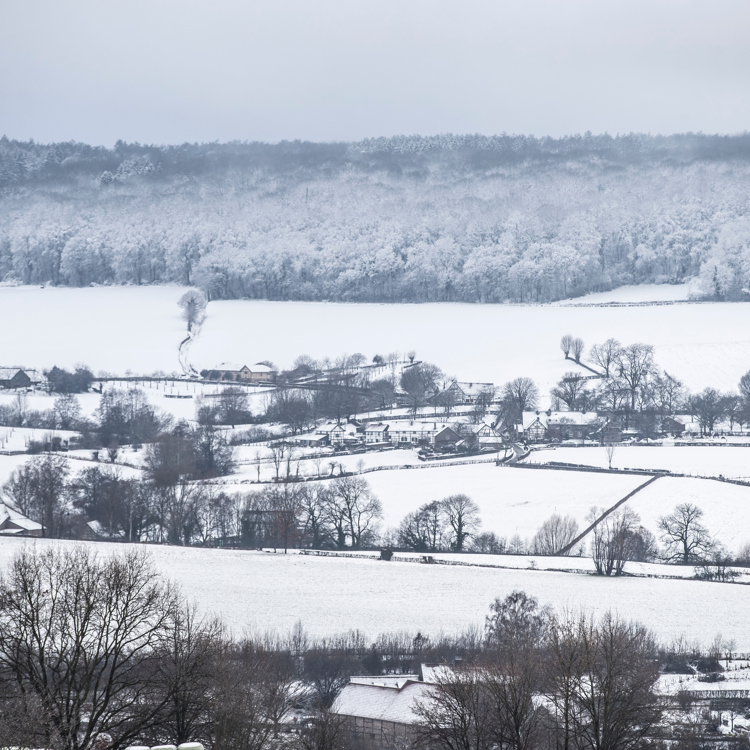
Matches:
[2,132,750,303]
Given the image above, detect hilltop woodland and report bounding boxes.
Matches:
[0,547,730,750]
[3,133,750,302]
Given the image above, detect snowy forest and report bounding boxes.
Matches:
[2,132,750,302]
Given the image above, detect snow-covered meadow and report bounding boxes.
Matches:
[0,537,746,650]
[2,285,750,395]
[528,444,750,481]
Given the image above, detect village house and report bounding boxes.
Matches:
[332,675,435,750]
[316,422,361,447]
[460,421,505,450]
[203,362,277,384]
[0,501,43,537]
[437,380,495,406]
[0,367,33,389]
[518,411,549,442]
[546,411,602,441]
[364,422,390,445]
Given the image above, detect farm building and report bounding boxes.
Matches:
[365,423,390,445]
[332,675,435,750]
[0,501,43,537]
[0,367,33,389]
[518,412,549,442]
[546,412,602,441]
[436,380,495,406]
[203,363,277,383]
[316,422,360,447]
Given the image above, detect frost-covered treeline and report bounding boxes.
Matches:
[2,133,750,302]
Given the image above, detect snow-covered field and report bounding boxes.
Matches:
[557,281,702,305]
[345,463,645,539]
[0,537,746,650]
[621,476,750,556]
[2,286,749,395]
[528,445,750,481]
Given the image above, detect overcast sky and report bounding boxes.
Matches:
[1,0,749,146]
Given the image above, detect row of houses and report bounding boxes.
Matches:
[518,410,703,443]
[298,418,504,452]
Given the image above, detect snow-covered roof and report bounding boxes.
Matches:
[212,362,248,372]
[452,381,494,396]
[0,367,29,379]
[0,501,43,532]
[365,423,389,433]
[350,675,420,688]
[547,411,600,426]
[333,680,435,725]
[520,411,547,430]
[250,362,275,373]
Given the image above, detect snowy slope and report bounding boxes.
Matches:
[0,538,747,650]
[347,463,645,539]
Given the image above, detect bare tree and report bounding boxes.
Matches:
[589,507,641,576]
[0,546,177,750]
[551,374,589,411]
[177,288,208,332]
[572,613,662,750]
[398,500,446,552]
[658,503,715,564]
[441,494,481,552]
[572,337,585,362]
[501,377,539,425]
[614,343,654,412]
[532,514,579,555]
[604,442,616,469]
[560,334,574,358]
[589,339,621,378]
[327,476,382,549]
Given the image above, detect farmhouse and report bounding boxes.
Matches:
[204,363,277,383]
[437,380,495,406]
[0,501,43,537]
[518,412,549,442]
[332,675,435,750]
[547,412,601,441]
[316,422,360,447]
[0,367,32,389]
[364,422,390,445]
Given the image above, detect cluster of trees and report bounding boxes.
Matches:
[417,591,661,750]
[2,419,235,542]
[548,337,750,435]
[3,135,750,303]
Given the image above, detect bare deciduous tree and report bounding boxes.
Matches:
[441,494,481,552]
[658,503,715,564]
[561,334,574,358]
[572,337,585,362]
[589,339,621,378]
[532,514,579,556]
[177,288,207,332]
[0,546,177,750]
[589,507,641,576]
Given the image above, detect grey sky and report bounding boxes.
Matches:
[1,0,749,145]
